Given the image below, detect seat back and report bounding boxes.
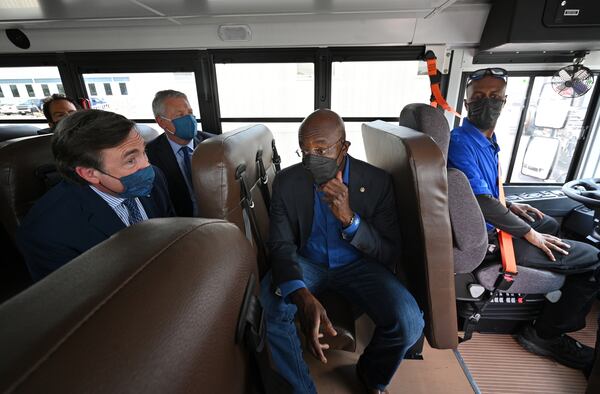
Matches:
[192,124,276,275]
[362,120,457,349]
[0,125,41,143]
[0,218,258,393]
[135,123,162,143]
[0,135,55,242]
[399,104,487,274]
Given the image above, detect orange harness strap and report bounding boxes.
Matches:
[496,164,518,276]
[424,50,461,118]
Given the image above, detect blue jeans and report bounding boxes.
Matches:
[260,257,424,393]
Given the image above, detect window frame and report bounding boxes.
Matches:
[454,70,600,185]
[0,47,426,130]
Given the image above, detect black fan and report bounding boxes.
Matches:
[552,64,595,98]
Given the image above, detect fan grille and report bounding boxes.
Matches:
[552,64,594,98]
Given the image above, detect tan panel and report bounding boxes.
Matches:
[362,121,457,349]
[0,218,257,394]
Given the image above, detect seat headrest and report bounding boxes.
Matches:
[400,103,450,158]
[0,125,41,143]
[192,124,275,229]
[0,135,54,241]
[0,218,257,393]
[134,123,162,143]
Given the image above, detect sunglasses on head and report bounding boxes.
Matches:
[467,68,508,85]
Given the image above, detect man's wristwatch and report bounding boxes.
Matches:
[343,213,356,229]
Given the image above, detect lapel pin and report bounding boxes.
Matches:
[360,186,366,193]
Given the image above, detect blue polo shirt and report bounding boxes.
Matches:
[447,118,501,231]
[278,158,362,300]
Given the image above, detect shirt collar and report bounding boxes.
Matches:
[342,155,350,185]
[461,118,500,152]
[90,185,125,209]
[166,135,194,157]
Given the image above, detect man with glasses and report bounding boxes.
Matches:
[448,68,600,370]
[261,109,423,394]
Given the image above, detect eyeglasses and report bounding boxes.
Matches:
[296,136,344,157]
[467,68,508,85]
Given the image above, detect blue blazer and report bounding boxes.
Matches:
[146,132,214,217]
[16,166,175,281]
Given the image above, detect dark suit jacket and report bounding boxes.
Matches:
[145,132,214,217]
[16,166,175,281]
[268,155,402,287]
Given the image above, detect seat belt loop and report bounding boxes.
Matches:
[271,139,281,173]
[236,164,269,268]
[256,150,271,211]
[422,50,461,118]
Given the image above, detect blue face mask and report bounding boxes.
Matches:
[99,165,156,198]
[163,114,197,141]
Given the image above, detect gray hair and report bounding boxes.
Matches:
[152,90,188,117]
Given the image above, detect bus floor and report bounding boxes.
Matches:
[306,303,598,393]
[306,315,474,393]
[457,302,598,394]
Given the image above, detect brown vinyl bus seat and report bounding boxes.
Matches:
[0,218,261,393]
[192,124,356,352]
[362,120,457,349]
[192,124,276,276]
[0,134,55,300]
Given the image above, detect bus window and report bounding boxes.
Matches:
[331,61,430,118]
[216,63,314,118]
[217,63,314,168]
[82,72,200,120]
[0,66,62,121]
[511,75,598,184]
[492,76,530,179]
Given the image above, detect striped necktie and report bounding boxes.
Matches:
[123,198,144,226]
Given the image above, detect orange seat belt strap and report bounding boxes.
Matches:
[496,164,518,276]
[423,50,461,118]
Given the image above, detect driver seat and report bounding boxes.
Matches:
[398,103,567,337]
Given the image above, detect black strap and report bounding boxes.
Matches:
[237,273,293,393]
[256,150,271,211]
[460,273,514,342]
[271,139,281,173]
[236,164,269,267]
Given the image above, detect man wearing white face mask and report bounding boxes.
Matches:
[146,90,214,217]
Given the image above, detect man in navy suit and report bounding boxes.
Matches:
[262,109,423,394]
[17,110,175,281]
[146,90,213,217]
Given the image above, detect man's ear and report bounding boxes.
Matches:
[502,95,508,107]
[155,115,171,132]
[74,166,101,185]
[464,99,469,110]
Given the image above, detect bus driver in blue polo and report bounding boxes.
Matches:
[448,68,600,372]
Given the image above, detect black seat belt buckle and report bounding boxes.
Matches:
[495,272,515,292]
[236,273,266,353]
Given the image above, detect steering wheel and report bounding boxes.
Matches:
[562,178,600,208]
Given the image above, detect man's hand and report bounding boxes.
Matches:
[523,228,570,262]
[320,171,354,226]
[290,288,337,364]
[509,202,544,222]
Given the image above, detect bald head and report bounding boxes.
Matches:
[299,109,346,151]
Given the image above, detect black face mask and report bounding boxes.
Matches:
[302,150,343,185]
[467,97,504,131]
